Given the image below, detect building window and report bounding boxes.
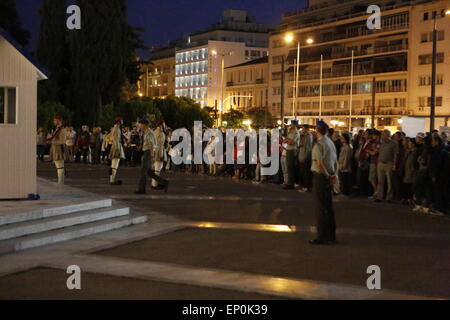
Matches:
[0,87,17,124]
[419,53,444,64]
[419,74,443,86]
[272,72,282,80]
[420,96,443,107]
[272,55,283,65]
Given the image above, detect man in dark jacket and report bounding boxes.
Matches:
[427,134,448,215]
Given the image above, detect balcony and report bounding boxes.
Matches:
[291,43,408,64]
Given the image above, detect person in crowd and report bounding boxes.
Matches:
[427,134,448,215]
[356,130,371,196]
[375,130,398,203]
[367,130,381,199]
[298,125,313,192]
[47,116,66,184]
[65,127,76,162]
[152,120,168,189]
[37,127,46,161]
[108,118,126,185]
[128,126,141,167]
[76,125,90,164]
[282,121,299,190]
[310,120,338,245]
[402,138,416,205]
[135,118,169,194]
[338,132,353,196]
[413,134,432,213]
[280,131,288,185]
[90,127,102,164]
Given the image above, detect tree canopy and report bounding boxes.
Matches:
[0,0,30,47]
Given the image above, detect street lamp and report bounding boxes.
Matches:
[212,50,234,126]
[284,34,314,122]
[430,9,450,131]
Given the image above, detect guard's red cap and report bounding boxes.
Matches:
[115,117,123,121]
[157,119,165,125]
[53,116,62,120]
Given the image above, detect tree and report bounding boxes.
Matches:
[0,0,30,47]
[37,101,72,131]
[154,96,213,130]
[66,0,129,127]
[246,107,274,128]
[115,98,162,126]
[35,0,68,104]
[222,110,245,128]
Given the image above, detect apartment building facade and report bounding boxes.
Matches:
[139,46,176,99]
[175,41,268,108]
[224,56,269,113]
[269,0,450,129]
[174,10,271,108]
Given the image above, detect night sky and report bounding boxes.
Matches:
[16,0,307,53]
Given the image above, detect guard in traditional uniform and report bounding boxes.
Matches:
[135,118,169,194]
[109,117,126,185]
[47,116,67,184]
[152,120,168,189]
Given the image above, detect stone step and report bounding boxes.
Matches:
[0,215,148,255]
[0,206,130,241]
[0,199,113,227]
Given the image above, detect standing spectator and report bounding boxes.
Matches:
[129,126,141,167]
[427,134,448,215]
[298,125,313,192]
[90,127,102,164]
[402,138,416,205]
[375,130,398,203]
[36,128,46,161]
[367,130,381,199]
[338,133,353,196]
[76,126,90,164]
[413,135,432,213]
[392,132,406,200]
[310,120,338,246]
[282,122,299,190]
[65,127,76,162]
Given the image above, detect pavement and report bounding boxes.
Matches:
[0,161,449,300]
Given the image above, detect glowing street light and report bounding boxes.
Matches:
[284,33,314,121]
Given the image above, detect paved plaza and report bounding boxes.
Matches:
[0,161,449,300]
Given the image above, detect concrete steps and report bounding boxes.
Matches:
[0,199,147,255]
[0,199,113,227]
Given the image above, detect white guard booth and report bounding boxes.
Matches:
[0,28,48,200]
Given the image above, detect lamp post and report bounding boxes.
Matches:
[430,10,450,132]
[284,34,314,123]
[213,50,233,126]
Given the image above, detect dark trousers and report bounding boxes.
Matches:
[286,150,297,187]
[299,160,312,189]
[138,150,168,192]
[312,173,336,242]
[37,144,45,161]
[340,172,352,196]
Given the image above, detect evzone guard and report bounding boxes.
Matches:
[135,118,169,194]
[47,116,67,184]
[152,120,168,190]
[109,117,126,186]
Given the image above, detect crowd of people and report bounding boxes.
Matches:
[278,123,450,216]
[38,119,450,216]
